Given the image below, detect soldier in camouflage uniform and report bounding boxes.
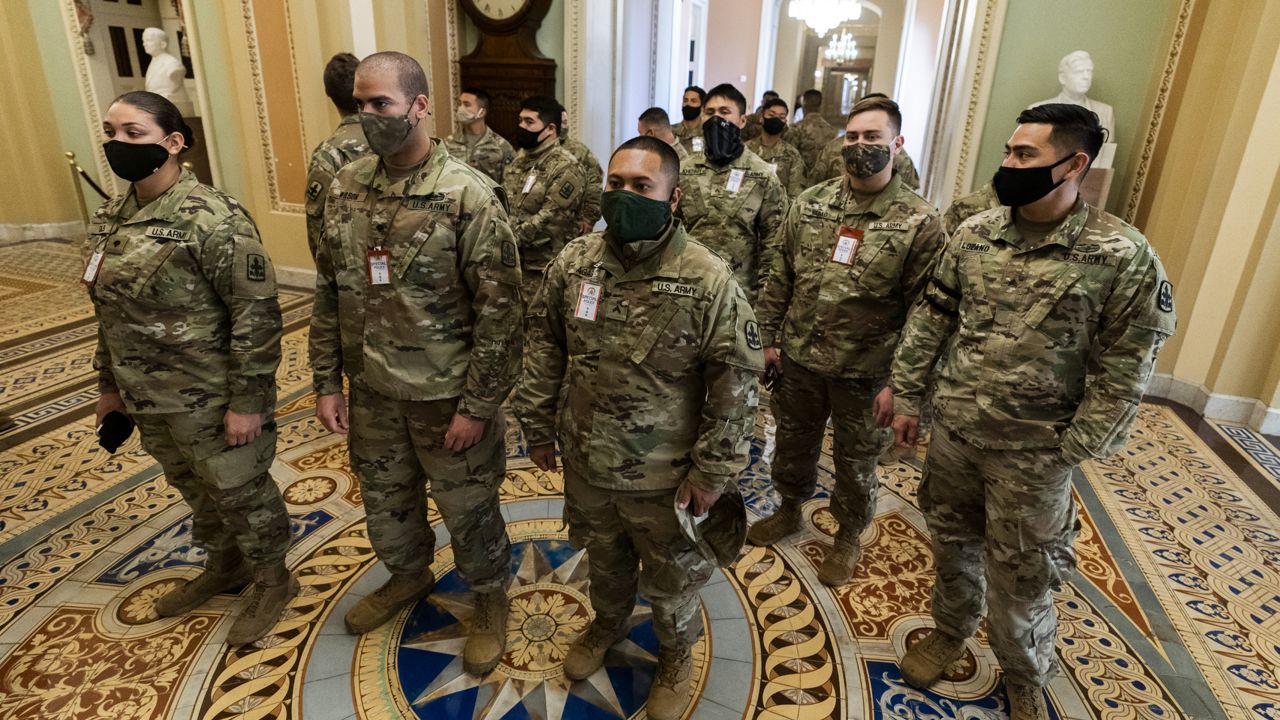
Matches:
[514,136,762,720]
[745,97,807,198]
[559,108,604,234]
[889,105,1176,720]
[638,106,689,161]
[741,90,780,142]
[786,89,838,173]
[673,85,707,155]
[88,91,293,646]
[443,86,515,185]
[810,133,922,191]
[943,182,1000,234]
[750,98,945,587]
[503,95,586,301]
[306,53,370,260]
[676,83,788,303]
[308,52,521,677]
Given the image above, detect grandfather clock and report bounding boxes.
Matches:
[457,0,557,142]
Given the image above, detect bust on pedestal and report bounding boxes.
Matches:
[141,28,190,108]
[1029,51,1116,164]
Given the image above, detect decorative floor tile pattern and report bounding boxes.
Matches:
[2,239,1277,718]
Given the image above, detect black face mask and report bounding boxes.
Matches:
[103,140,171,182]
[514,125,545,150]
[991,153,1077,207]
[681,105,701,122]
[761,117,786,136]
[702,116,744,164]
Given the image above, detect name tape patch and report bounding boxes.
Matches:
[145,226,191,242]
[869,221,907,231]
[652,280,698,298]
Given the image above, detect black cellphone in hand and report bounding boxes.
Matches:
[763,364,781,392]
[97,410,135,452]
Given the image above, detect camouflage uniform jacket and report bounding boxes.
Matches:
[669,137,690,161]
[306,114,369,258]
[809,138,921,191]
[515,223,764,492]
[675,148,788,302]
[786,113,838,171]
[746,136,808,198]
[741,111,764,142]
[943,183,1000,235]
[674,120,704,155]
[443,125,515,185]
[560,135,604,228]
[309,142,522,419]
[502,139,586,275]
[890,200,1177,462]
[86,169,282,415]
[757,174,945,379]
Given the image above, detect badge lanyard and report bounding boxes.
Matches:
[83,187,140,286]
[364,156,429,285]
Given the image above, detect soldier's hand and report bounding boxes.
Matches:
[762,347,783,379]
[224,410,263,447]
[530,443,558,472]
[95,392,126,426]
[873,387,895,428]
[891,414,920,448]
[677,480,721,517]
[444,413,486,452]
[316,392,349,435]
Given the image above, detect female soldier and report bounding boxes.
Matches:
[86,91,294,645]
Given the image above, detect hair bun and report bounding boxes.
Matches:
[180,122,197,153]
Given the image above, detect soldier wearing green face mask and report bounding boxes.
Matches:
[87,91,293,646]
[309,52,522,677]
[751,97,945,587]
[514,136,762,720]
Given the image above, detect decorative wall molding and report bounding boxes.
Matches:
[1123,0,1196,224]
[564,0,585,139]
[0,222,86,242]
[57,0,117,197]
[443,0,461,108]
[1147,372,1280,435]
[951,0,1004,202]
[239,0,305,216]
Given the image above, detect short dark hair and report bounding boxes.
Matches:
[610,135,681,195]
[323,53,360,115]
[706,83,747,115]
[639,106,672,126]
[111,90,195,153]
[684,85,706,104]
[861,92,889,101]
[762,90,779,100]
[762,98,789,114]
[357,51,429,102]
[847,96,902,135]
[460,86,491,110]
[520,95,562,133]
[1015,103,1107,162]
[802,89,823,108]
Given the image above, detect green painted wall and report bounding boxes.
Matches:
[28,0,99,199]
[974,0,1177,210]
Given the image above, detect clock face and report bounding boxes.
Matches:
[476,0,526,21]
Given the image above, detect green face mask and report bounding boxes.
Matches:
[601,189,672,242]
[360,107,416,157]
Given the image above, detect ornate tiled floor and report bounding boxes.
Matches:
[2,238,1280,719]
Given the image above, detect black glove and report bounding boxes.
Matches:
[97,410,135,452]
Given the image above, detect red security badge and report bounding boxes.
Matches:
[831,226,863,265]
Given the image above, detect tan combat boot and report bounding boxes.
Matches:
[155,547,251,617]
[464,589,509,676]
[817,528,861,586]
[564,620,626,680]
[746,500,803,546]
[1008,683,1050,720]
[344,569,436,634]
[899,628,967,689]
[226,562,299,645]
[646,645,693,720]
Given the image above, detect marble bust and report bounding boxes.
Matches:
[1029,50,1116,147]
[141,27,189,103]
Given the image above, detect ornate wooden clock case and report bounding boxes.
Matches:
[456,0,557,141]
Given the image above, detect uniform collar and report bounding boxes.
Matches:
[996,196,1089,252]
[600,221,688,281]
[358,139,450,194]
[339,113,361,127]
[120,168,199,225]
[524,135,557,158]
[833,171,903,218]
[693,148,752,172]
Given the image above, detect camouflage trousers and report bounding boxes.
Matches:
[134,409,290,567]
[348,385,511,593]
[770,354,888,537]
[919,422,1080,687]
[563,466,715,650]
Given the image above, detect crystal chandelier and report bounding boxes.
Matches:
[823,31,858,64]
[788,0,863,37]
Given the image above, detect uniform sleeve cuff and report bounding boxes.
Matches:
[893,395,921,416]
[521,424,556,448]
[97,376,119,395]
[457,395,498,420]
[313,375,345,397]
[229,395,271,415]
[686,466,731,494]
